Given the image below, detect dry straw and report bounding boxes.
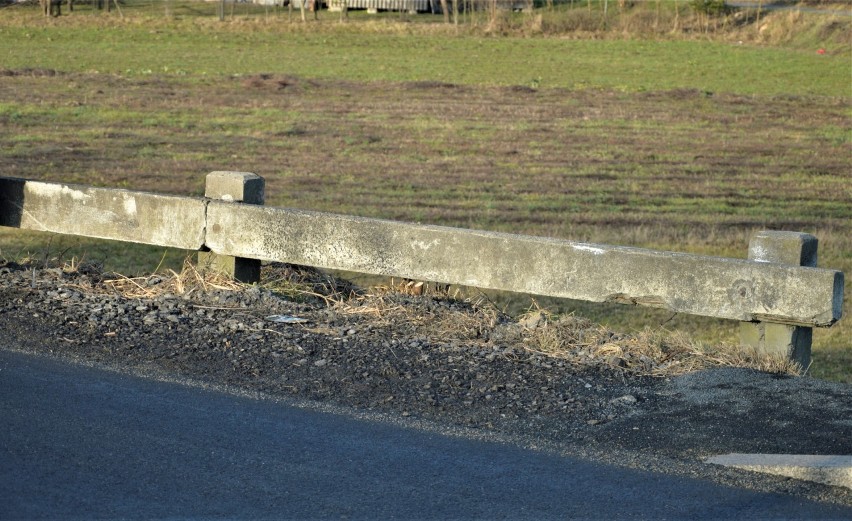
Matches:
[517,312,802,377]
[98,258,244,299]
[63,258,802,378]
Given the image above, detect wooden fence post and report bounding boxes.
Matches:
[739,231,818,369]
[198,172,265,284]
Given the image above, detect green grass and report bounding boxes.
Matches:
[0,228,192,275]
[1,17,850,96]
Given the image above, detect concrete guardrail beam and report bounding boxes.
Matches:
[205,202,843,328]
[0,177,206,250]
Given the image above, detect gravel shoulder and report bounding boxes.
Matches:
[1,261,850,506]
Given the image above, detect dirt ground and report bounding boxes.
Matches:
[1,262,850,506]
[1,70,849,235]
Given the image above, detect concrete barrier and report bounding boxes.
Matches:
[204,201,842,328]
[0,177,205,250]
[739,231,822,368]
[0,173,845,365]
[197,172,265,283]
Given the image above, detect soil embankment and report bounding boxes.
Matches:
[1,261,849,504]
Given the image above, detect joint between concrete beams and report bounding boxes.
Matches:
[198,172,265,284]
[200,198,212,252]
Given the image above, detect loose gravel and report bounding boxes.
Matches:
[1,261,850,505]
[0,261,654,441]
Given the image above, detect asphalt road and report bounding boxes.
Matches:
[2,349,851,520]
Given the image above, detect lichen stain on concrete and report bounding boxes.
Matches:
[729,279,754,301]
[120,194,137,218]
[409,237,441,252]
[750,244,771,263]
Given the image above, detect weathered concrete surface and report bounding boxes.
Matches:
[204,171,265,204]
[0,177,206,250]
[740,231,819,366]
[198,172,264,283]
[748,231,820,266]
[205,203,844,327]
[740,322,813,366]
[197,252,261,284]
[0,176,844,328]
[707,454,852,490]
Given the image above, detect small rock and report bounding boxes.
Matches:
[611,394,638,406]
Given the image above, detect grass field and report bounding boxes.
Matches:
[0,4,849,380]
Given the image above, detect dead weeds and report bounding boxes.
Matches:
[98,258,245,299]
[13,255,806,378]
[268,269,805,378]
[517,313,802,378]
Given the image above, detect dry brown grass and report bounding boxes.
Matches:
[515,311,803,377]
[320,281,804,378]
[25,254,809,379]
[5,0,849,45]
[159,261,807,378]
[261,262,360,304]
[719,5,852,48]
[94,258,246,298]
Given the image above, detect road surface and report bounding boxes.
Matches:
[2,349,850,520]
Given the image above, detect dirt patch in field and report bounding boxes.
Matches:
[0,68,63,77]
[0,71,847,236]
[240,73,321,92]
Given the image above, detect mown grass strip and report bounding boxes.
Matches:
[1,23,848,96]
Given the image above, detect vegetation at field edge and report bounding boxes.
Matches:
[0,4,849,380]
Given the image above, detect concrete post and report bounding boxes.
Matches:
[198,172,265,284]
[739,231,817,369]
